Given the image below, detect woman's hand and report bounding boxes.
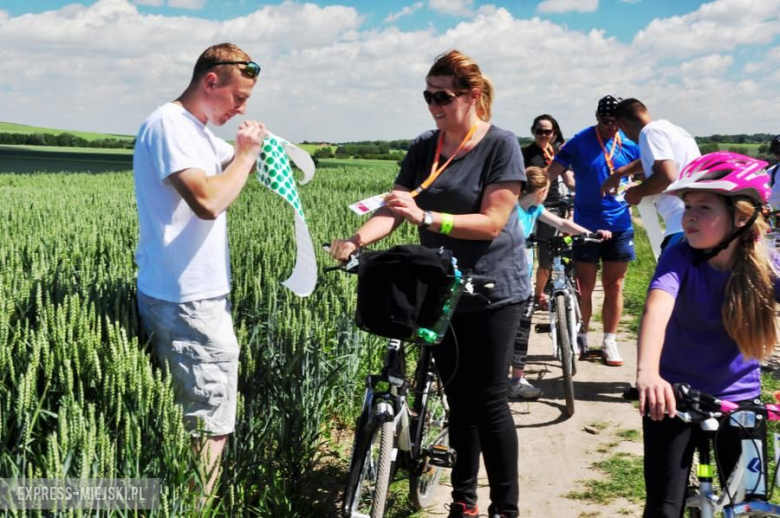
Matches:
[637,373,676,421]
[384,190,425,226]
[329,236,360,262]
[596,229,612,240]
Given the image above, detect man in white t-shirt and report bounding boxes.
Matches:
[768,135,780,210]
[603,98,701,251]
[133,42,266,496]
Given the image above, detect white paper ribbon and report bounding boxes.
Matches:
[256,133,317,296]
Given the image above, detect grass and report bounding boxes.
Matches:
[0,145,132,173]
[319,157,400,167]
[567,452,645,505]
[716,143,763,156]
[0,121,133,141]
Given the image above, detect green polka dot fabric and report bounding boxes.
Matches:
[257,136,305,219]
[255,133,318,297]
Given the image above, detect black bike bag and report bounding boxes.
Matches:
[355,245,455,340]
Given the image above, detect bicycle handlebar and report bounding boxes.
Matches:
[673,383,780,423]
[322,243,496,292]
[525,232,602,249]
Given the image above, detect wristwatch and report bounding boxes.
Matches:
[420,211,433,229]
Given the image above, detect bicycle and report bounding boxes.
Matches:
[527,231,602,417]
[327,245,492,518]
[672,383,780,517]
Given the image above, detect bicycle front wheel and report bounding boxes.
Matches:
[409,374,449,509]
[556,293,575,416]
[342,418,395,518]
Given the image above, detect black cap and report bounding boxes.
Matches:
[597,95,622,118]
[770,135,780,154]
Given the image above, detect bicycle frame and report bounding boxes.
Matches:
[343,336,452,518]
[548,254,580,361]
[675,385,780,517]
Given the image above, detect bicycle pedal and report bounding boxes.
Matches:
[427,444,457,468]
[535,323,551,333]
[580,348,603,360]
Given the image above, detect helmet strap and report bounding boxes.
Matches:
[692,202,760,266]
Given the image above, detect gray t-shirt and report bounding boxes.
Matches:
[395,125,529,312]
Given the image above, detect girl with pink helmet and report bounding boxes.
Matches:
[635,152,779,516]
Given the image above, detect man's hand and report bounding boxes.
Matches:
[601,168,627,196]
[624,185,644,206]
[234,120,267,165]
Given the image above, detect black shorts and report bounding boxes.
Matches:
[573,229,635,263]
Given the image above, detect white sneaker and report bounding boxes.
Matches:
[508,378,542,400]
[602,341,624,366]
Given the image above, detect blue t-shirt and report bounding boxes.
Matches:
[649,242,780,401]
[553,126,639,232]
[517,204,543,277]
[395,125,529,312]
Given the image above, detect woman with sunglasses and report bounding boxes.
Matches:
[329,50,527,518]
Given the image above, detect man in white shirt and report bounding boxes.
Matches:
[768,135,780,210]
[603,98,701,251]
[133,42,266,496]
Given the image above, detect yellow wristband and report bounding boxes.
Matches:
[440,213,454,235]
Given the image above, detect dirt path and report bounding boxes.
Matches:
[424,285,645,517]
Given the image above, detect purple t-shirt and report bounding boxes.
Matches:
[649,242,780,402]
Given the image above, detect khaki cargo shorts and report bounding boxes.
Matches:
[137,291,240,436]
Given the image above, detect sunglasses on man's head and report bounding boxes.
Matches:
[205,60,261,79]
[423,90,465,106]
[534,128,553,136]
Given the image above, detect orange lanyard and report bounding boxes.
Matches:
[411,124,478,197]
[595,128,622,173]
[542,143,555,166]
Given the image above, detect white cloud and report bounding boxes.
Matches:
[537,0,598,14]
[168,0,207,9]
[678,53,734,76]
[429,0,474,17]
[0,0,778,141]
[385,2,424,23]
[132,0,164,6]
[633,0,780,59]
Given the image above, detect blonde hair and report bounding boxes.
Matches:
[522,166,550,195]
[427,50,494,122]
[722,197,778,360]
[191,43,253,86]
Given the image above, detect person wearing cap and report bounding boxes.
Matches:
[133,42,267,497]
[546,95,640,366]
[603,98,701,251]
[768,135,780,210]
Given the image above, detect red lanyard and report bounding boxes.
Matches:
[542,143,554,166]
[411,124,478,197]
[595,128,622,173]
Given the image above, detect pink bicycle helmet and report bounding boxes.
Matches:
[663,151,770,205]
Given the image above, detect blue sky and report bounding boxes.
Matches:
[1,0,778,142]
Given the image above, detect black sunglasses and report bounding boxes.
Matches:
[205,60,261,79]
[423,90,465,106]
[534,128,554,136]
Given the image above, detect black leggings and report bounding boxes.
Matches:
[512,294,534,370]
[643,415,743,518]
[433,303,522,517]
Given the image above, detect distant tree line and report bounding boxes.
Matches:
[0,132,134,149]
[302,139,412,161]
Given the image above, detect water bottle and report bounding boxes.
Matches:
[416,260,463,345]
